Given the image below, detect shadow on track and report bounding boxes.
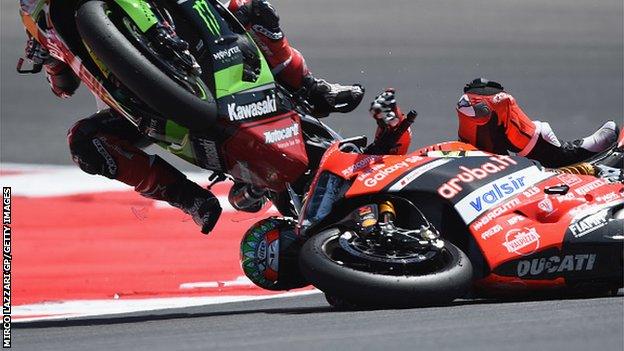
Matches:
[14,305,336,329]
[15,291,622,329]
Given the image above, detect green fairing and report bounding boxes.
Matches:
[114,0,158,32]
[159,121,196,163]
[214,58,275,99]
[165,120,188,143]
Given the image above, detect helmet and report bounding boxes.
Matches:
[240,217,308,291]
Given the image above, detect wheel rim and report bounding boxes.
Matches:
[320,231,454,276]
[116,12,211,101]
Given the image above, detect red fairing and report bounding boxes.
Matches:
[413,141,478,156]
[222,111,308,191]
[312,139,624,293]
[472,173,624,291]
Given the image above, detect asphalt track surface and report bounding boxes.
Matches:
[2,0,623,350]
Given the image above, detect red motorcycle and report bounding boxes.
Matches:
[241,118,624,307]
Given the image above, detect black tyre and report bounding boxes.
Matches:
[76,1,217,130]
[299,229,473,307]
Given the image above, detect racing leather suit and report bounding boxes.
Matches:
[370,79,618,165]
[456,78,618,167]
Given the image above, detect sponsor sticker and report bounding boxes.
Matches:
[574,179,606,196]
[341,155,384,178]
[537,197,554,213]
[437,155,518,199]
[227,94,277,121]
[555,193,577,203]
[569,209,610,238]
[481,224,503,240]
[197,139,221,170]
[522,186,541,199]
[516,254,596,277]
[264,122,299,144]
[455,166,553,224]
[557,173,582,187]
[493,92,513,104]
[388,158,451,191]
[212,46,241,62]
[597,191,620,203]
[472,198,522,231]
[361,155,424,187]
[507,214,526,226]
[502,227,540,256]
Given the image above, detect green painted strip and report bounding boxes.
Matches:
[32,0,46,18]
[214,59,275,99]
[115,0,158,33]
[205,4,221,34]
[193,0,220,36]
[165,120,189,143]
[163,121,196,163]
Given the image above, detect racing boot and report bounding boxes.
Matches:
[300,75,365,117]
[68,117,222,234]
[228,183,267,213]
[126,155,222,234]
[526,121,619,168]
[161,178,223,234]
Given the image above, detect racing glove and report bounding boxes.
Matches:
[24,37,80,98]
[233,0,283,40]
[371,88,403,128]
[370,88,412,155]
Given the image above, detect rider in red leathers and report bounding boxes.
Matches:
[369,79,618,167]
[455,78,618,167]
[24,0,364,234]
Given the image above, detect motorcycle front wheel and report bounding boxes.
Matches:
[299,228,473,307]
[76,0,217,130]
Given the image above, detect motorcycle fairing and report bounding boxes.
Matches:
[21,0,140,127]
[167,0,308,188]
[114,0,158,32]
[335,150,551,221]
[305,141,623,292]
[222,111,309,189]
[472,173,624,290]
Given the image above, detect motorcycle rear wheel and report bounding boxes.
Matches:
[299,229,473,307]
[76,0,217,130]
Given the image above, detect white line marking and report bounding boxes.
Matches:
[0,163,229,197]
[0,163,287,215]
[13,290,321,323]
